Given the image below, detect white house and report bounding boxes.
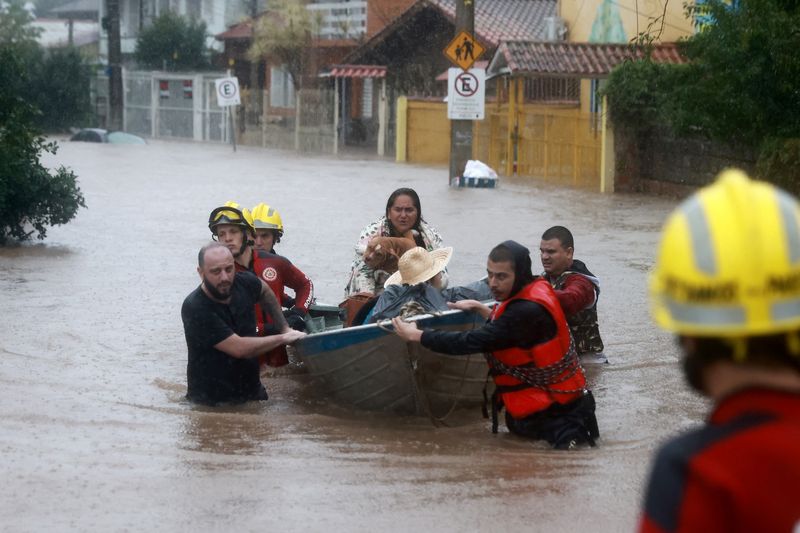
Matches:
[98,0,254,58]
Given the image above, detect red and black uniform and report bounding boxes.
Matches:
[545,259,604,355]
[236,249,313,366]
[639,387,800,533]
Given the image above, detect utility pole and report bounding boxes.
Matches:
[448,0,475,184]
[106,0,123,131]
[248,0,261,123]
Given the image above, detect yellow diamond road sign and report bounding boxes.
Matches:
[443,31,485,71]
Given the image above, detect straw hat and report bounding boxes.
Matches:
[384,246,453,287]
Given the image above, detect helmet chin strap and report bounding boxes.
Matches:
[233,229,253,258]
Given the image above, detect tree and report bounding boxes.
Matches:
[248,0,314,91]
[606,0,800,149]
[0,0,41,63]
[0,0,38,43]
[134,11,210,71]
[604,0,800,190]
[668,0,800,148]
[29,47,93,131]
[0,48,86,244]
[1,1,92,132]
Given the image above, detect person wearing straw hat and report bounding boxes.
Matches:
[392,240,598,449]
[369,247,453,322]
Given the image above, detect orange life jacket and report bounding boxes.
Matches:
[489,279,586,419]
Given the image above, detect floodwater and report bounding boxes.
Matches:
[0,139,706,532]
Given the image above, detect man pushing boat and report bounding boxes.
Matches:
[181,242,306,406]
[392,240,599,449]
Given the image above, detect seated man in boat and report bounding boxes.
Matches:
[208,201,312,366]
[392,240,599,450]
[368,247,453,322]
[540,226,606,364]
[181,242,305,406]
[368,247,493,323]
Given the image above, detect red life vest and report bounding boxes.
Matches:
[489,279,586,419]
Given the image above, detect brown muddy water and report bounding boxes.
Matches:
[0,139,705,532]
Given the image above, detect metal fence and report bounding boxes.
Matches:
[94,72,387,155]
[239,88,336,153]
[123,71,230,142]
[94,70,231,142]
[405,99,603,188]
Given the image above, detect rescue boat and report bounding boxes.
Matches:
[293,308,491,418]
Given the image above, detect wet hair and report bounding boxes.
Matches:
[385,188,424,235]
[489,240,534,295]
[681,333,800,394]
[542,226,574,250]
[198,241,230,268]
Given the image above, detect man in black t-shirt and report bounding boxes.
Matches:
[181,242,306,405]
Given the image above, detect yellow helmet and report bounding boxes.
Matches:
[208,201,253,234]
[250,203,284,239]
[649,168,800,337]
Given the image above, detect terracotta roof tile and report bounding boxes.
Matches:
[215,20,253,41]
[489,41,686,78]
[344,0,556,63]
[430,0,556,46]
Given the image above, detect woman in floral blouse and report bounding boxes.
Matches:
[344,188,447,297]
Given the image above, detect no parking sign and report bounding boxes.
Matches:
[447,68,485,120]
[215,76,241,107]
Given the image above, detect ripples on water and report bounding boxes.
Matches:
[0,139,699,532]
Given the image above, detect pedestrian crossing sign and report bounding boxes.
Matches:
[443,31,486,71]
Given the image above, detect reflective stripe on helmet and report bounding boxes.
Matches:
[666,298,746,326]
[681,195,717,275]
[772,298,800,322]
[777,190,800,264]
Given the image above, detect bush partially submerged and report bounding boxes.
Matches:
[0,48,85,244]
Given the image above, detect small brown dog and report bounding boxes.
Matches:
[363,236,417,273]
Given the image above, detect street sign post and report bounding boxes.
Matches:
[214,76,240,152]
[215,76,241,107]
[447,1,478,189]
[443,30,486,71]
[447,67,485,120]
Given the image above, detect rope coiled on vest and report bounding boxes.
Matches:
[485,334,585,394]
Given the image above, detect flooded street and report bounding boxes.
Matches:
[0,139,705,532]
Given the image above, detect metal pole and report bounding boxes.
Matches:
[106,0,123,131]
[230,106,237,152]
[448,0,475,185]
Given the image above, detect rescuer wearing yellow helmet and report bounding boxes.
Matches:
[248,202,314,336]
[208,201,253,259]
[639,169,800,532]
[208,201,312,366]
[250,202,283,254]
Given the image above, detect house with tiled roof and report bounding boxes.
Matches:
[344,0,557,96]
[214,0,414,149]
[339,0,695,188]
